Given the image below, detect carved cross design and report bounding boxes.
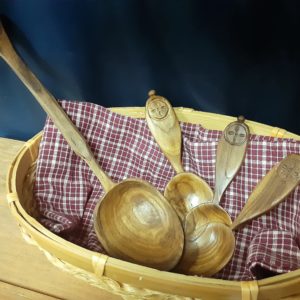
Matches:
[225,123,248,146]
[148,98,169,120]
[277,159,300,182]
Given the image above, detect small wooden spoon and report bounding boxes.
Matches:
[0,20,184,271]
[212,115,250,222]
[145,91,213,223]
[186,115,250,227]
[173,115,249,275]
[175,154,300,276]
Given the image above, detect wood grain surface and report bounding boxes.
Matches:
[213,116,249,205]
[0,137,121,300]
[94,179,184,271]
[176,203,234,276]
[231,154,300,230]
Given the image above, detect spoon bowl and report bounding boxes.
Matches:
[175,204,235,276]
[175,219,235,277]
[185,202,233,228]
[94,179,184,270]
[164,172,214,222]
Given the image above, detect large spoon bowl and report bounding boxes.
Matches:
[94,179,184,270]
[0,20,184,271]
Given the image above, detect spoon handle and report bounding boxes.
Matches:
[0,20,115,192]
[213,116,250,204]
[145,90,184,174]
[231,154,300,230]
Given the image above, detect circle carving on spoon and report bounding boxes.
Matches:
[225,123,248,146]
[148,98,169,120]
[277,158,300,182]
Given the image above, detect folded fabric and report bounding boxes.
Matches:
[247,229,300,278]
[34,100,300,280]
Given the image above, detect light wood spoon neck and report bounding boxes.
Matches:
[0,21,114,192]
[145,91,184,174]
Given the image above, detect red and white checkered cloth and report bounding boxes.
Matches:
[34,100,300,280]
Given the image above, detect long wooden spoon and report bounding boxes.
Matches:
[0,20,184,271]
[145,90,213,222]
[175,154,300,276]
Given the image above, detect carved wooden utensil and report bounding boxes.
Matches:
[145,90,213,223]
[173,114,249,275]
[212,115,250,221]
[175,154,300,276]
[0,20,184,271]
[231,154,300,230]
[187,115,250,226]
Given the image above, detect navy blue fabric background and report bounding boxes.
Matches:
[0,0,299,140]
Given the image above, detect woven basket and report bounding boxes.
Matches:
[6,107,300,300]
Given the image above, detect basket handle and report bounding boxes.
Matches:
[241,281,258,300]
[92,253,108,277]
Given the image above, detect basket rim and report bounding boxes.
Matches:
[110,106,300,139]
[6,107,300,299]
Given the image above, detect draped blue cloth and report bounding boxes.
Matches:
[0,0,299,140]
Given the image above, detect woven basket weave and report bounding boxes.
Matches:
[6,107,300,300]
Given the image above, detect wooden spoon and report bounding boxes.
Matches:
[0,20,184,271]
[212,115,250,220]
[145,90,213,223]
[188,115,250,226]
[175,154,300,276]
[231,153,300,230]
[173,115,249,275]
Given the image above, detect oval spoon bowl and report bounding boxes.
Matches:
[164,173,213,222]
[94,179,184,271]
[175,221,235,276]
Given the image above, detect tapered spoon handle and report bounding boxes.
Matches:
[145,90,184,174]
[213,116,250,204]
[0,20,114,192]
[231,154,300,230]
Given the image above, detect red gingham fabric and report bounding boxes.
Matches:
[34,100,300,280]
